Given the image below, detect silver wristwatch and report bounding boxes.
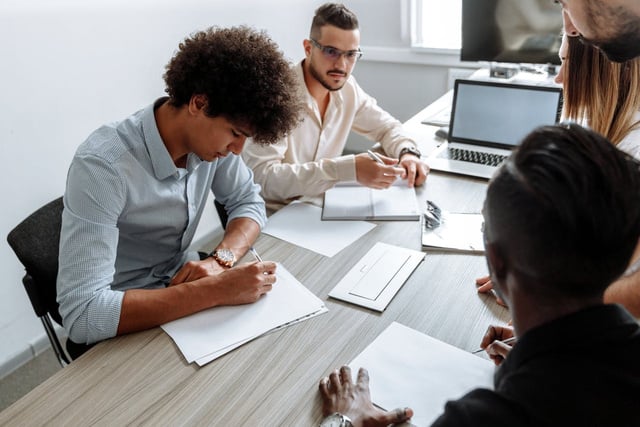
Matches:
[319,412,353,427]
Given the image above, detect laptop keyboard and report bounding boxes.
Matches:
[438,147,507,167]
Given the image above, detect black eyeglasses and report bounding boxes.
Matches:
[309,38,363,63]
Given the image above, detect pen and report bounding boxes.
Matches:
[472,336,517,354]
[367,149,385,165]
[249,247,263,263]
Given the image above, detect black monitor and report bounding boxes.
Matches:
[461,0,563,66]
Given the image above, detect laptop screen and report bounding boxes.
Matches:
[449,80,562,149]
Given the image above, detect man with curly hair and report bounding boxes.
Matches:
[57,26,301,353]
[242,3,429,211]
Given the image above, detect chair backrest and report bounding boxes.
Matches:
[7,197,64,325]
[214,199,228,229]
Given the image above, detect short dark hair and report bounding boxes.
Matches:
[310,3,359,40]
[163,26,301,145]
[485,124,640,297]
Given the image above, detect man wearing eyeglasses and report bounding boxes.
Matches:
[242,2,428,211]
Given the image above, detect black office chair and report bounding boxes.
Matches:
[214,199,228,229]
[7,197,91,366]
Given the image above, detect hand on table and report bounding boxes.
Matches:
[398,155,429,188]
[475,275,507,306]
[319,366,413,427]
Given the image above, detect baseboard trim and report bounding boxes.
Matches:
[0,326,66,380]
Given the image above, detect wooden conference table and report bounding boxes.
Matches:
[0,97,509,426]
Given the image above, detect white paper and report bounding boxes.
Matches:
[161,264,326,364]
[349,322,495,427]
[323,182,420,221]
[329,243,425,311]
[422,212,485,252]
[194,306,328,366]
[262,202,376,257]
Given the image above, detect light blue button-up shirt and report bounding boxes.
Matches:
[57,98,266,344]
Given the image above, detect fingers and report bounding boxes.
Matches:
[356,367,369,388]
[475,275,490,286]
[384,407,413,425]
[476,281,493,293]
[486,340,512,365]
[405,163,416,187]
[319,366,353,396]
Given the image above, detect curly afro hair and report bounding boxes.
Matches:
[164,26,302,145]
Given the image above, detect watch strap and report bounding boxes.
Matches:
[398,146,421,159]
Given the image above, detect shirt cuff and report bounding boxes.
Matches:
[335,154,357,182]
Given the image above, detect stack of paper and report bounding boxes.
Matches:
[349,322,494,426]
[162,265,327,366]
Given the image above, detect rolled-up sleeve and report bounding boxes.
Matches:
[212,154,267,228]
[57,154,126,344]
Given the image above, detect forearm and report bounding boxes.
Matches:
[605,271,640,317]
[255,157,356,202]
[215,217,261,260]
[117,280,213,335]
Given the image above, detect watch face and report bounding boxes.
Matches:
[320,413,351,427]
[214,248,235,267]
[320,414,343,427]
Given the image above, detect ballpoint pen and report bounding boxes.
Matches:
[472,336,517,354]
[367,149,386,165]
[249,247,263,262]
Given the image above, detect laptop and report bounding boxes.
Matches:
[426,79,562,179]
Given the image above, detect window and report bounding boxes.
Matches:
[411,0,461,50]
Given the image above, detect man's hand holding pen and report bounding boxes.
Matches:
[478,325,516,366]
[355,151,404,189]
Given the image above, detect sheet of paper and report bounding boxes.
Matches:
[328,242,425,311]
[349,322,495,427]
[161,264,326,364]
[262,201,376,257]
[194,306,328,366]
[322,182,420,221]
[422,212,484,252]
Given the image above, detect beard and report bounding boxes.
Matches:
[593,33,640,63]
[308,60,348,91]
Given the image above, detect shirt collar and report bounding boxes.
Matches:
[141,97,183,180]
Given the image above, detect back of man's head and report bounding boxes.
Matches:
[310,3,358,39]
[485,124,640,298]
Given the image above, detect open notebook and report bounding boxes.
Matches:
[322,181,420,221]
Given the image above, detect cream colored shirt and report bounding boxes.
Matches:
[616,111,640,161]
[242,61,417,211]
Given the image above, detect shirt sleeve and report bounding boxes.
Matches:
[57,154,127,345]
[211,154,267,228]
[350,79,417,158]
[242,138,357,206]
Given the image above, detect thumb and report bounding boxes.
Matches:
[380,407,413,425]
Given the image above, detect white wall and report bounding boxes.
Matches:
[0,0,453,376]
